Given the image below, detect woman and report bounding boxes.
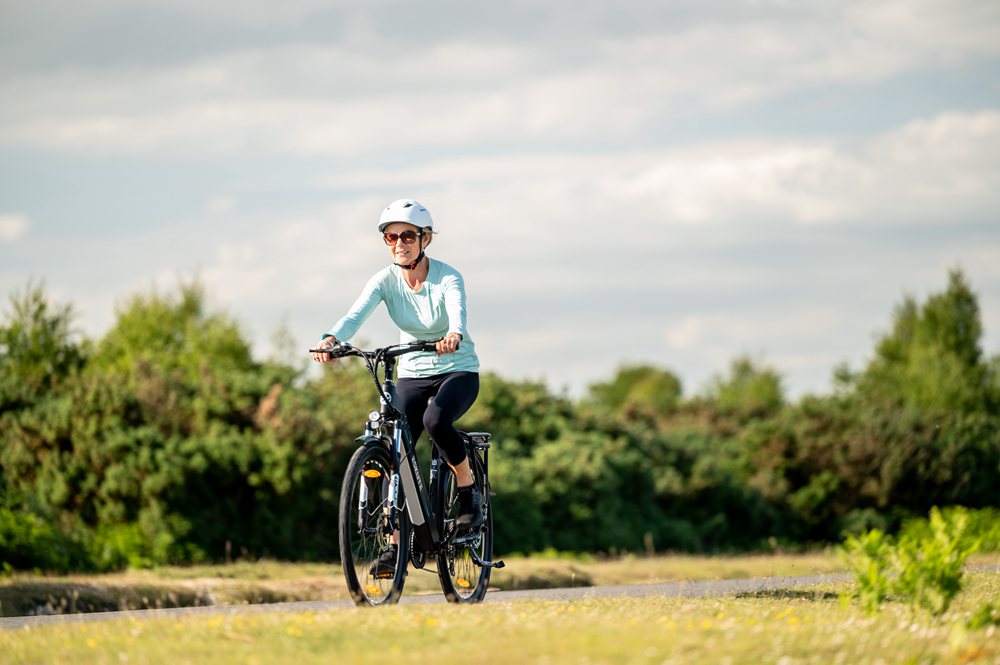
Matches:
[310,199,482,573]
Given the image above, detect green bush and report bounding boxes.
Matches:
[2,270,998,571]
[894,509,978,616]
[840,528,893,615]
[899,507,1000,553]
[840,507,979,617]
[0,508,88,574]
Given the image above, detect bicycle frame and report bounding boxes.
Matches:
[358,347,457,556]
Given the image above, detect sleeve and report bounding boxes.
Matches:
[325,271,385,342]
[442,270,469,339]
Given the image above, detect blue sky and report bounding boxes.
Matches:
[2,0,999,398]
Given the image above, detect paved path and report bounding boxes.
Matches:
[0,572,851,630]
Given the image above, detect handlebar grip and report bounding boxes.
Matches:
[414,339,460,352]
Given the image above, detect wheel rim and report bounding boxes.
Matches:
[449,534,486,599]
[347,455,398,604]
[442,474,489,600]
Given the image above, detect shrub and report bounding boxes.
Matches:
[840,506,979,617]
[891,507,978,616]
[840,528,893,615]
[0,508,88,574]
[899,506,1000,553]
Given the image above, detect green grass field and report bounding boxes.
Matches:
[2,551,998,618]
[2,571,998,664]
[0,551,855,617]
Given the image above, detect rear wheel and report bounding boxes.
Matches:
[339,443,409,606]
[436,453,493,603]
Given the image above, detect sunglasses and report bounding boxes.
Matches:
[383,230,423,245]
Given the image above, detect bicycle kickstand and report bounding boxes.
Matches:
[468,548,505,569]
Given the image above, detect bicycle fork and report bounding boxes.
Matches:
[357,469,400,536]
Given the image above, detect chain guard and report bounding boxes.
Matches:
[409,531,427,569]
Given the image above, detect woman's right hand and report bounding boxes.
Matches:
[310,337,339,363]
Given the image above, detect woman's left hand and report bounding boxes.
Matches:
[436,332,462,355]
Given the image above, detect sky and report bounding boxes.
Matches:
[2,0,999,399]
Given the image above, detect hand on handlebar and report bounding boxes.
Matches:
[310,337,339,363]
[435,332,462,356]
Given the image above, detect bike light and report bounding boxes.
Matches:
[368,410,381,423]
[363,469,382,479]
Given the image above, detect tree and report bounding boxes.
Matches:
[587,364,683,419]
[0,281,86,405]
[859,269,991,413]
[705,356,784,420]
[92,281,252,382]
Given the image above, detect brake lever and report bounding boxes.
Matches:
[308,342,353,356]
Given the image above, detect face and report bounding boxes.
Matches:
[383,222,426,264]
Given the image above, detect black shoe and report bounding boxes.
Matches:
[369,545,398,579]
[455,485,484,531]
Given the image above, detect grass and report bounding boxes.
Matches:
[0,550,852,617]
[2,551,997,617]
[0,551,1000,616]
[1,571,998,664]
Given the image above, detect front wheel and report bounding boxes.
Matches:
[339,442,409,606]
[436,454,493,603]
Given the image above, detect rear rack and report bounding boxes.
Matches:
[461,431,492,449]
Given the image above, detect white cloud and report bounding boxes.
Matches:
[117,109,992,396]
[613,111,1000,226]
[315,110,1000,237]
[3,0,998,399]
[2,1,998,157]
[205,196,236,215]
[0,214,30,242]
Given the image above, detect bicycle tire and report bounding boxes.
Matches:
[339,442,410,606]
[436,451,493,603]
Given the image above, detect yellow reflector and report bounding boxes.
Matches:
[456,578,471,588]
[363,469,382,478]
[365,585,382,595]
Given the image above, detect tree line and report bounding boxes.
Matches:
[1,270,998,572]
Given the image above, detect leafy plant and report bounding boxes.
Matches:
[891,507,979,616]
[900,506,1000,553]
[841,507,980,617]
[840,528,893,615]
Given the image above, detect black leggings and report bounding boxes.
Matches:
[395,371,479,467]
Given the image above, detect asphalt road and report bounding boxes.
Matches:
[0,572,851,630]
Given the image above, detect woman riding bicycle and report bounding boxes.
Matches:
[310,199,483,571]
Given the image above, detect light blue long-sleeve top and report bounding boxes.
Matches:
[325,258,480,378]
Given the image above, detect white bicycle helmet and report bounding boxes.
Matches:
[378,199,433,233]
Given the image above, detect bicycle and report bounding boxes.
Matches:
[310,339,504,606]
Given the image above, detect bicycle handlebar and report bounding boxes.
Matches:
[308,338,455,359]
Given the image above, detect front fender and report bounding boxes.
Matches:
[355,434,391,451]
